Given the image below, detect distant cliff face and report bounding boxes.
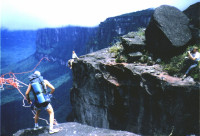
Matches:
[36,26,97,60]
[1,29,36,67]
[34,9,154,66]
[86,9,154,52]
[70,48,199,135]
[35,9,154,60]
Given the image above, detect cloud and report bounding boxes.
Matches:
[1,0,199,30]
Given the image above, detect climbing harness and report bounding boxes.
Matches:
[0,57,51,124]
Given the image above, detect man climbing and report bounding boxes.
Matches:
[182,47,200,79]
[25,71,60,134]
[68,50,79,69]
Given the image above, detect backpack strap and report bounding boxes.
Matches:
[38,76,47,93]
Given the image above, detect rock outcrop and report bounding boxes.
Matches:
[183,2,200,44]
[183,2,200,29]
[145,5,192,58]
[70,48,199,135]
[87,9,154,52]
[13,122,138,136]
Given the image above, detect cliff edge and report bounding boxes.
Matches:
[13,122,138,136]
[70,48,199,135]
[69,4,199,135]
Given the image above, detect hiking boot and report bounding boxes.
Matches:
[182,75,186,80]
[34,126,42,130]
[53,119,59,126]
[49,128,60,134]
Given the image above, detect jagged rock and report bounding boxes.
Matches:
[145,5,192,58]
[127,52,143,62]
[183,2,200,29]
[89,9,154,52]
[13,122,138,136]
[121,34,146,53]
[183,2,200,44]
[70,48,199,135]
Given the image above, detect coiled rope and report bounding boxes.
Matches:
[1,57,50,124]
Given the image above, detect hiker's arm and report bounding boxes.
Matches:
[75,53,79,59]
[188,51,196,61]
[44,80,55,94]
[25,84,31,104]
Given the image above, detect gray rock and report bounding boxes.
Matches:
[70,48,199,136]
[145,5,192,58]
[155,58,162,64]
[127,52,143,62]
[183,2,200,45]
[13,122,139,136]
[121,35,146,53]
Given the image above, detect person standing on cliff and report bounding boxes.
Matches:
[25,71,60,134]
[69,50,79,69]
[182,47,200,79]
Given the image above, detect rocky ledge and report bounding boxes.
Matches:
[13,122,138,136]
[70,48,199,136]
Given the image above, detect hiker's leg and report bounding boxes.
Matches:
[185,62,198,76]
[46,104,54,130]
[35,110,41,124]
[70,59,74,68]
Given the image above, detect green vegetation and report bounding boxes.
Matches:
[116,55,127,63]
[109,28,146,63]
[136,28,145,37]
[109,26,199,81]
[109,41,128,63]
[109,42,123,56]
[162,44,200,81]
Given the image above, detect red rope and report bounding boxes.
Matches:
[0,57,49,97]
[0,57,50,124]
[1,57,49,78]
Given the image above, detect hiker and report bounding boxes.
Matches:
[25,71,60,134]
[68,50,79,69]
[182,47,200,79]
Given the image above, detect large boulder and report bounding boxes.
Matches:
[145,5,192,58]
[183,2,200,44]
[183,2,200,29]
[121,32,146,53]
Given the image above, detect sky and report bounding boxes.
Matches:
[0,0,199,30]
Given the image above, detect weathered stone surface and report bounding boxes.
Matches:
[127,52,143,62]
[89,9,154,52]
[13,122,138,136]
[183,2,200,29]
[121,35,146,53]
[183,2,200,45]
[145,5,192,58]
[70,48,199,136]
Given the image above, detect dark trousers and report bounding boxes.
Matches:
[185,59,198,76]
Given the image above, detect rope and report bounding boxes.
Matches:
[1,57,49,78]
[31,110,49,125]
[0,57,50,125]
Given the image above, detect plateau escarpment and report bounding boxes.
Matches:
[1,8,156,136]
[69,3,199,136]
[87,9,154,52]
[70,48,199,135]
[35,27,98,65]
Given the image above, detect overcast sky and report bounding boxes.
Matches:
[0,0,199,30]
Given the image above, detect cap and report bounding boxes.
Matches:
[34,71,41,76]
